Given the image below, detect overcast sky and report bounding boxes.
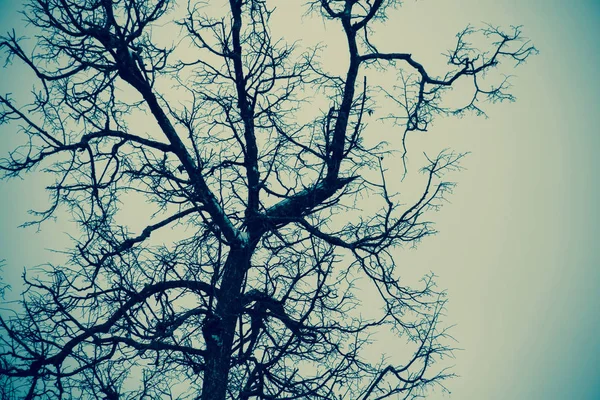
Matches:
[0,0,598,399]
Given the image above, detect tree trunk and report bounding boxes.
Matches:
[201,246,250,400]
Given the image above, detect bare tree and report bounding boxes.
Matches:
[0,1,535,399]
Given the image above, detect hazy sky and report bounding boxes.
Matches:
[0,1,598,399]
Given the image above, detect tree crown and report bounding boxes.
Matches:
[0,1,535,399]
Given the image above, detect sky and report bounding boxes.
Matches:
[0,0,599,399]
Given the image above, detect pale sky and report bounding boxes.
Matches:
[0,1,598,399]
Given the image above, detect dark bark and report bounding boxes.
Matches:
[202,246,251,400]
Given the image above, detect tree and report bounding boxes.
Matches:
[0,1,535,399]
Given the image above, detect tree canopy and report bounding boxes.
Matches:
[0,1,535,399]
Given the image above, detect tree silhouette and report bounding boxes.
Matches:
[0,1,535,399]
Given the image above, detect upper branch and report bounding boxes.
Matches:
[228,0,260,225]
[359,25,536,86]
